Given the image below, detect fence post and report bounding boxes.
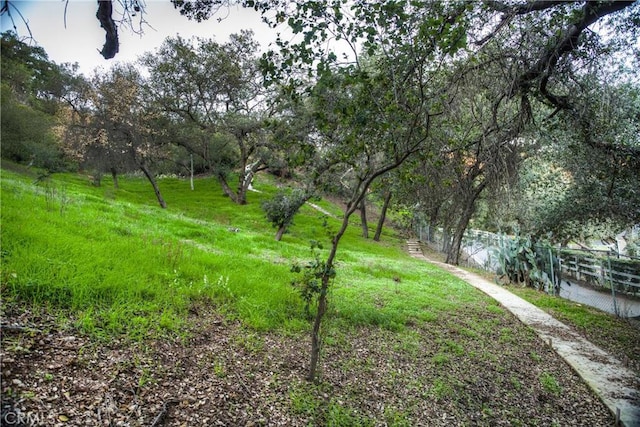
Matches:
[557,249,563,297]
[548,248,555,295]
[607,255,619,317]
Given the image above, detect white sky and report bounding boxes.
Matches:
[1,0,279,76]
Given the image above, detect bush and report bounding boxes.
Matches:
[261,188,309,241]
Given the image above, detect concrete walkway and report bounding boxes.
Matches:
[406,240,640,427]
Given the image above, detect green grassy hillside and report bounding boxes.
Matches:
[1,167,479,339]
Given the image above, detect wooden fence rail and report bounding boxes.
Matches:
[423,227,640,297]
[560,255,640,297]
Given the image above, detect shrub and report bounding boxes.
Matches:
[262,188,309,241]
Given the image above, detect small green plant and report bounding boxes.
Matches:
[211,275,234,304]
[499,327,515,343]
[540,372,562,395]
[481,403,494,418]
[213,360,226,378]
[163,239,186,270]
[234,331,264,354]
[530,351,542,362]
[137,367,154,388]
[432,353,449,365]
[289,388,320,417]
[510,376,522,390]
[41,181,71,215]
[21,390,36,399]
[384,407,411,427]
[430,378,454,400]
[290,240,335,319]
[326,400,373,427]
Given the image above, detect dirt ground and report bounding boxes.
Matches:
[1,299,618,427]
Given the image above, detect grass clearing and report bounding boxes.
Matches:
[1,168,491,339]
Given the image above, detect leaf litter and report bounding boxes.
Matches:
[1,301,617,426]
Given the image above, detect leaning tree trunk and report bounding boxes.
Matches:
[359,198,369,239]
[139,162,167,209]
[216,174,240,204]
[236,169,249,205]
[373,191,392,241]
[446,206,474,265]
[275,225,286,241]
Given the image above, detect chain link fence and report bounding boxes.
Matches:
[416,224,640,319]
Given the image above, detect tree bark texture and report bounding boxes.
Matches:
[217,174,239,203]
[359,198,368,239]
[373,191,392,242]
[446,182,487,265]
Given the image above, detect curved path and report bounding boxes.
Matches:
[406,240,640,427]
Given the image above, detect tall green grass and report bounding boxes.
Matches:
[1,167,489,339]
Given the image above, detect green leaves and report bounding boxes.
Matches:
[262,188,309,230]
[290,240,335,318]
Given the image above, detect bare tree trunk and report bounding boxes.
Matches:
[308,284,328,381]
[190,154,194,191]
[446,207,474,265]
[236,171,249,205]
[360,198,368,239]
[373,191,392,242]
[442,229,450,253]
[446,182,487,265]
[275,225,286,241]
[139,163,167,209]
[110,167,119,189]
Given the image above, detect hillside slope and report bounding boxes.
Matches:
[0,168,614,425]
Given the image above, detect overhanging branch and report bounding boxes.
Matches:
[511,0,635,109]
[96,0,119,59]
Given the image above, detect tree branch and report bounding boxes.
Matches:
[483,0,574,15]
[96,0,119,59]
[513,0,635,108]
